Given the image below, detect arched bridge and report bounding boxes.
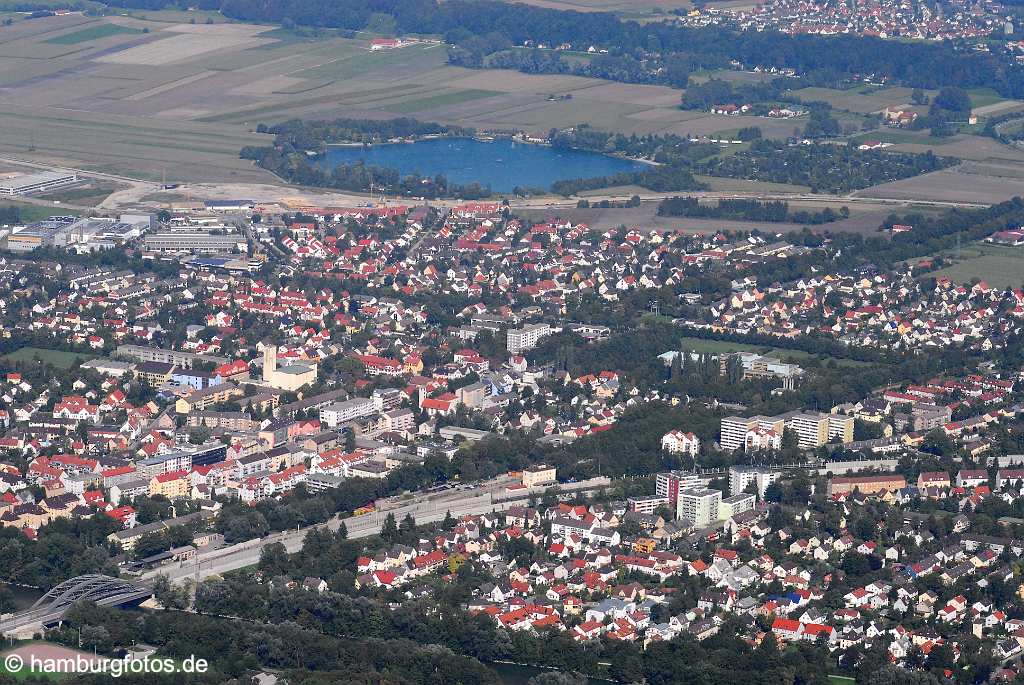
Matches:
[2,575,152,636]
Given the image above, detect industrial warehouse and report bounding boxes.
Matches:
[0,171,78,196]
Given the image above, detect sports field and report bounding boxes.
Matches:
[677,337,872,367]
[3,347,89,369]
[0,642,103,681]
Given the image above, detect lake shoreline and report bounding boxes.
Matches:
[324,135,659,167]
[316,137,648,193]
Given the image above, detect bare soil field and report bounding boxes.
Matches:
[2,642,107,676]
[855,166,1024,204]
[96,25,271,65]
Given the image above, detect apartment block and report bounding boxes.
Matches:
[506,323,552,354]
[678,487,721,526]
[719,492,756,520]
[656,471,703,508]
[783,412,830,450]
[728,465,782,498]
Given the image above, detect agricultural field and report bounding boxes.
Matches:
[0,13,823,187]
[44,23,142,44]
[856,163,1024,204]
[499,0,690,19]
[791,85,919,114]
[925,242,1024,289]
[0,12,1021,198]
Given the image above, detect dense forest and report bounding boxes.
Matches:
[554,140,953,196]
[695,141,955,194]
[657,197,848,224]
[253,117,472,151]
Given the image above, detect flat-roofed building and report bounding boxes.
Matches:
[143,231,246,254]
[782,412,830,450]
[523,464,557,488]
[656,471,703,508]
[507,323,552,354]
[827,474,906,496]
[826,414,855,443]
[116,345,228,369]
[719,492,756,520]
[320,397,377,428]
[678,488,721,527]
[729,465,782,498]
[0,171,77,196]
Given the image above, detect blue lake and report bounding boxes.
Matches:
[317,138,647,193]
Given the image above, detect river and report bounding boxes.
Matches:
[316,138,647,193]
[1,583,43,612]
[491,662,604,684]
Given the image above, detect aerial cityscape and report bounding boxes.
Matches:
[2,0,1024,683]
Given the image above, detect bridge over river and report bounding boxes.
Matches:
[0,575,152,637]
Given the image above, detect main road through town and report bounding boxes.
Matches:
[140,489,504,585]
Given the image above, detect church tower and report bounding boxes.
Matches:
[262,344,277,383]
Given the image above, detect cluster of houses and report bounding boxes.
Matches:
[684,269,1024,354]
[341,478,1024,674]
[730,0,1002,40]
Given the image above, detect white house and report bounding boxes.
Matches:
[661,430,700,456]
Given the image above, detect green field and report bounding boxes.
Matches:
[968,87,1006,109]
[3,347,89,369]
[677,336,872,367]
[2,202,78,223]
[931,254,1024,288]
[44,23,142,44]
[924,241,1024,288]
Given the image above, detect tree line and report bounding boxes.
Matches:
[657,197,848,225]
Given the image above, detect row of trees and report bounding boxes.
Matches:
[657,196,848,224]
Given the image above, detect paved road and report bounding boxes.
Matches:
[142,490,500,584]
[0,154,990,213]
